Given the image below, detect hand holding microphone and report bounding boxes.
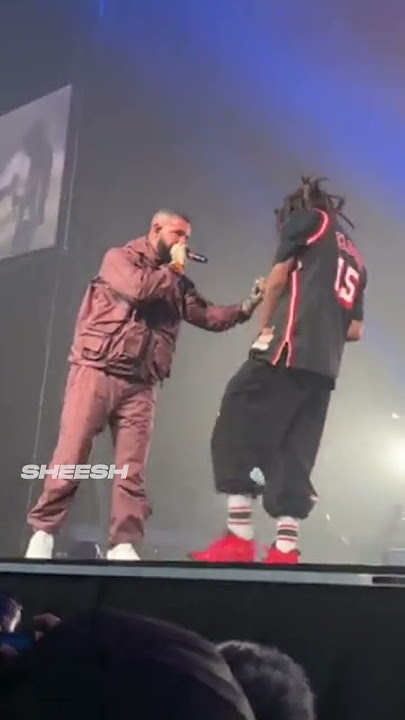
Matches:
[169,243,188,274]
[170,244,208,273]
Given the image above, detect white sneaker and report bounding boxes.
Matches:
[106,543,140,561]
[25,530,54,559]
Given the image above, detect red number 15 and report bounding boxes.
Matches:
[335,257,360,310]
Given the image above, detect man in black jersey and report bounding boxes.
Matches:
[190,178,367,564]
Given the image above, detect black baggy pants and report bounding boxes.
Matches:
[211,358,332,519]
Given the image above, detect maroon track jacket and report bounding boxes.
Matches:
[69,236,249,383]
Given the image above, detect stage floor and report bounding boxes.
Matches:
[1,559,405,587]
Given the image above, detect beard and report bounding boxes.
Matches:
[156,237,172,265]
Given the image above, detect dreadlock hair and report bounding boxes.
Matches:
[275,176,354,231]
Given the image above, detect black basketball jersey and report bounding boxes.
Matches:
[249,208,367,382]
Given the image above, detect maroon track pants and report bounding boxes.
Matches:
[27,364,157,546]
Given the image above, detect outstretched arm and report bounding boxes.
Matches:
[258,259,294,331]
[183,278,263,332]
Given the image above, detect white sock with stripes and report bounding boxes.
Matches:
[276,516,299,553]
[227,495,254,541]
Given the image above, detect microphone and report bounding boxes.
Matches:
[186,248,208,264]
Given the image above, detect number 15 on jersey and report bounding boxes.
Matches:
[335,257,360,310]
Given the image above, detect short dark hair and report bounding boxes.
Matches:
[275,176,353,230]
[153,209,192,225]
[217,640,315,720]
[175,211,192,224]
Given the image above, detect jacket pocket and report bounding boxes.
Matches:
[106,322,151,370]
[149,332,174,379]
[80,331,112,361]
[121,325,150,359]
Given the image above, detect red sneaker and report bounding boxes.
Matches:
[189,532,255,563]
[262,545,299,565]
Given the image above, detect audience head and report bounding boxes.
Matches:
[0,609,254,720]
[217,640,315,720]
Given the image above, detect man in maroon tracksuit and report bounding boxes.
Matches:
[25,210,263,561]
